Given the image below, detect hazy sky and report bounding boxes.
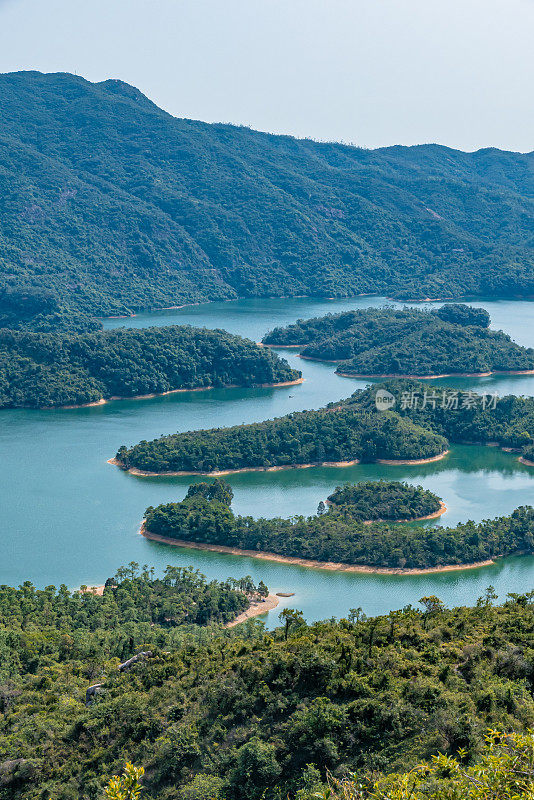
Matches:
[0,0,532,152]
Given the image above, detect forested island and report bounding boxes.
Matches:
[114,379,534,475]
[3,561,534,799]
[115,401,448,474]
[2,72,534,326]
[143,480,534,572]
[263,304,534,377]
[0,325,300,408]
[326,480,444,521]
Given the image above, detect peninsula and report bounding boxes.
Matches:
[113,379,534,476]
[263,304,534,378]
[0,325,301,408]
[142,479,534,572]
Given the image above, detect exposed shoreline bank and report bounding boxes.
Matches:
[59,377,304,410]
[337,368,534,379]
[376,451,449,466]
[79,581,279,626]
[108,457,362,477]
[139,525,495,576]
[519,457,534,467]
[110,450,448,477]
[263,347,534,379]
[225,594,280,627]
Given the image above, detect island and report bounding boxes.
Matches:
[326,480,445,522]
[141,479,534,572]
[114,398,448,474]
[0,325,301,408]
[113,378,534,476]
[262,304,534,378]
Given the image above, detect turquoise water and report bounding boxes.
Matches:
[1,297,533,627]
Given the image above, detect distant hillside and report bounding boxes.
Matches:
[1,70,534,319]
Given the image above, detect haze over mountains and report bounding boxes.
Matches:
[1,70,533,319]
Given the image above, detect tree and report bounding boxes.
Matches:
[231,738,281,800]
[279,608,305,640]
[104,763,144,800]
[186,479,234,506]
[311,729,534,799]
[419,595,445,628]
[257,580,269,598]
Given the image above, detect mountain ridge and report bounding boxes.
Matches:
[1,70,533,321]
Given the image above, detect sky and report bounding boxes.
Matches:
[0,0,532,152]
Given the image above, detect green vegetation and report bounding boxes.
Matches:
[326,480,443,521]
[0,286,102,334]
[116,401,447,473]
[359,379,534,451]
[117,379,534,475]
[263,305,534,376]
[0,325,299,408]
[309,730,534,799]
[144,484,534,570]
[522,444,534,464]
[4,579,534,799]
[0,562,257,634]
[100,730,534,800]
[2,72,534,323]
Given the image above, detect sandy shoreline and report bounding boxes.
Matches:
[519,457,534,467]
[60,377,303,410]
[140,525,495,576]
[109,457,362,477]
[264,351,534,379]
[110,450,449,477]
[406,500,447,521]
[336,369,534,379]
[78,580,278,626]
[225,594,280,627]
[80,584,105,595]
[376,451,449,466]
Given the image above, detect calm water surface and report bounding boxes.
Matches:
[2,297,534,626]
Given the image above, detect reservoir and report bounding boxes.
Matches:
[2,296,533,625]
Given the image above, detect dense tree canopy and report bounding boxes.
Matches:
[118,380,534,474]
[0,325,299,408]
[2,72,534,322]
[352,379,534,451]
[263,305,534,376]
[0,562,255,636]
[308,730,534,800]
[144,488,534,570]
[117,402,447,473]
[3,582,534,799]
[326,480,442,521]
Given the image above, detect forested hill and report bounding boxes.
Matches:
[116,379,534,474]
[0,325,300,408]
[1,71,534,320]
[263,304,534,376]
[4,577,534,799]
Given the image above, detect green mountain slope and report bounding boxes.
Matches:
[1,70,534,317]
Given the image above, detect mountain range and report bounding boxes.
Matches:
[1,70,533,319]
